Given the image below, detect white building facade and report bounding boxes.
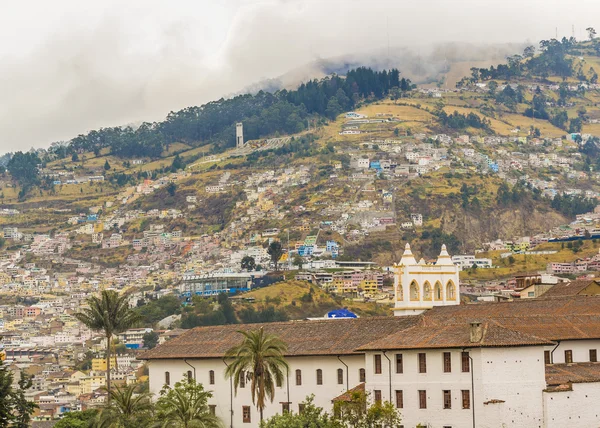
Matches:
[394,244,461,316]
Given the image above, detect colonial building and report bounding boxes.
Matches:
[394,244,460,316]
[141,295,600,428]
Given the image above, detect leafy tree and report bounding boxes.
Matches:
[155,379,223,428]
[0,360,37,427]
[51,67,401,157]
[325,97,344,120]
[241,256,256,271]
[167,182,177,197]
[7,152,41,187]
[74,290,142,403]
[54,410,100,428]
[104,160,111,171]
[333,389,401,428]
[523,45,536,58]
[98,384,154,428]
[142,331,159,349]
[72,153,79,162]
[217,292,238,324]
[587,27,597,40]
[237,306,288,324]
[225,328,288,422]
[569,117,583,133]
[267,241,284,271]
[262,395,343,428]
[171,154,184,172]
[136,295,181,326]
[292,255,304,269]
[551,110,569,130]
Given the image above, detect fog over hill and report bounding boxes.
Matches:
[0,0,597,152]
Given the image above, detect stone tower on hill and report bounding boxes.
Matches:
[394,243,460,316]
[236,122,244,148]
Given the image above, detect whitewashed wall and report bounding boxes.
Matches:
[148,354,364,427]
[543,339,600,364]
[544,382,600,427]
[365,346,546,428]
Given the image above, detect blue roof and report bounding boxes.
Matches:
[326,309,358,319]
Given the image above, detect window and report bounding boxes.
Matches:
[462,390,470,409]
[359,368,366,382]
[565,350,573,364]
[544,350,551,365]
[209,370,215,385]
[282,403,290,413]
[396,354,403,374]
[461,352,470,373]
[395,390,403,408]
[187,370,193,381]
[337,368,344,385]
[295,369,302,386]
[528,291,535,297]
[374,354,382,374]
[316,369,323,385]
[242,406,251,423]
[419,390,427,409]
[239,371,246,388]
[418,353,427,373]
[209,405,216,416]
[590,349,598,362]
[298,403,305,414]
[443,352,452,373]
[443,390,451,409]
[165,371,170,386]
[374,389,382,404]
[276,375,282,387]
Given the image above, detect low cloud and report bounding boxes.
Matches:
[0,0,597,152]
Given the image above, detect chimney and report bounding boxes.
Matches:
[469,322,483,343]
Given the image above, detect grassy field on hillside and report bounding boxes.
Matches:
[241,280,391,318]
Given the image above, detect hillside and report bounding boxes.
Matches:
[2,37,600,277]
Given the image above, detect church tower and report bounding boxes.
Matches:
[393,243,460,316]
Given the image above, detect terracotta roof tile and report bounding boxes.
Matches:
[541,280,598,298]
[545,362,600,387]
[421,295,600,341]
[358,319,553,351]
[139,317,419,360]
[332,383,365,402]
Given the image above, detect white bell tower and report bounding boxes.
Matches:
[236,122,244,148]
[393,243,460,316]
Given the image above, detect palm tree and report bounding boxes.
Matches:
[98,384,153,428]
[155,379,223,428]
[74,290,141,402]
[224,328,288,422]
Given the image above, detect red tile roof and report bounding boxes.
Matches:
[545,362,600,387]
[358,319,552,351]
[332,383,365,402]
[139,316,419,360]
[541,280,599,298]
[141,295,600,360]
[421,295,600,341]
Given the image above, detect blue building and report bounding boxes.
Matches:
[326,241,340,258]
[297,245,314,257]
[370,160,382,172]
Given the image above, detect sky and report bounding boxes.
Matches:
[0,0,598,153]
